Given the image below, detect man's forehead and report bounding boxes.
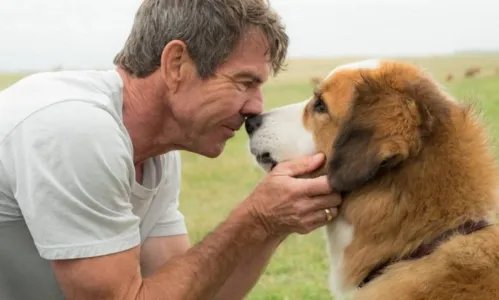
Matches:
[233,70,265,83]
[217,59,270,83]
[224,30,271,74]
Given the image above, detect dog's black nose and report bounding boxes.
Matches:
[245,114,263,135]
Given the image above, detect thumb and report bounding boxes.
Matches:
[272,153,326,177]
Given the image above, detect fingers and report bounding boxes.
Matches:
[293,175,333,196]
[299,207,339,233]
[272,153,325,177]
[313,207,338,224]
[306,192,343,211]
[295,192,342,216]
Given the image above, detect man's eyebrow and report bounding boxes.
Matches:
[233,72,263,84]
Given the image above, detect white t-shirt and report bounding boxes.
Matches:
[0,69,188,260]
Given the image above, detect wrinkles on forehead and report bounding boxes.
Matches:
[218,29,271,83]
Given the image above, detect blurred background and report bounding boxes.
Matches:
[1,0,498,299]
[1,0,498,72]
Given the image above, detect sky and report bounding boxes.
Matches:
[0,0,497,72]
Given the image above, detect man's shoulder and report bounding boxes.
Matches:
[1,69,123,102]
[0,69,125,143]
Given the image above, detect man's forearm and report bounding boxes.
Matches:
[135,207,268,300]
[212,233,288,300]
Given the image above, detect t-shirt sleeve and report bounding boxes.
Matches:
[2,100,141,260]
[147,151,188,238]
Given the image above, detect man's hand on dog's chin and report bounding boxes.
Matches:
[237,153,342,238]
[270,154,329,179]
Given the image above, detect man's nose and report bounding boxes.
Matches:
[245,114,263,135]
[241,88,264,115]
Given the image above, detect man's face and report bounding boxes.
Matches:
[169,30,271,158]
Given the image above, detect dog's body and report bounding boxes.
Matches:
[245,59,499,300]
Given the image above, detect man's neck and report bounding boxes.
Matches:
[117,68,184,165]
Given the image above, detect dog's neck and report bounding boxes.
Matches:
[333,106,499,291]
[358,219,492,288]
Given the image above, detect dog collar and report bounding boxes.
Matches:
[358,219,492,288]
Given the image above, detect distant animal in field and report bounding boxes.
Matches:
[464,66,481,78]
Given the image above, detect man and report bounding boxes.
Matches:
[0,0,342,299]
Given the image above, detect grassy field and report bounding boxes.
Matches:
[1,53,499,299]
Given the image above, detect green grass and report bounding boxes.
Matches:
[1,53,499,299]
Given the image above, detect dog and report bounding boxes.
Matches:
[464,66,481,78]
[245,59,499,300]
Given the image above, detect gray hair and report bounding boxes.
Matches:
[113,0,289,79]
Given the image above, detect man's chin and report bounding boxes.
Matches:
[195,142,226,158]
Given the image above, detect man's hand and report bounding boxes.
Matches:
[242,153,342,236]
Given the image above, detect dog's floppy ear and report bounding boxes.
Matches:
[327,70,451,193]
[326,82,410,193]
[327,120,406,193]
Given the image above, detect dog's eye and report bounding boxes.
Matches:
[313,97,328,114]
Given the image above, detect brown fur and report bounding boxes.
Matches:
[304,60,499,299]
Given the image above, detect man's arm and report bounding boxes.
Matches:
[140,233,287,300]
[52,206,269,300]
[140,235,191,277]
[212,233,287,300]
[52,152,338,300]
[139,148,284,299]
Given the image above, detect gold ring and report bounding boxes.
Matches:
[324,208,333,222]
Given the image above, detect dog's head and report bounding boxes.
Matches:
[246,59,451,193]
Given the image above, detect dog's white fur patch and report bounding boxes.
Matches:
[325,218,356,300]
[248,99,316,170]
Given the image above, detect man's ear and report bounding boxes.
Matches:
[327,121,407,193]
[160,40,194,93]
